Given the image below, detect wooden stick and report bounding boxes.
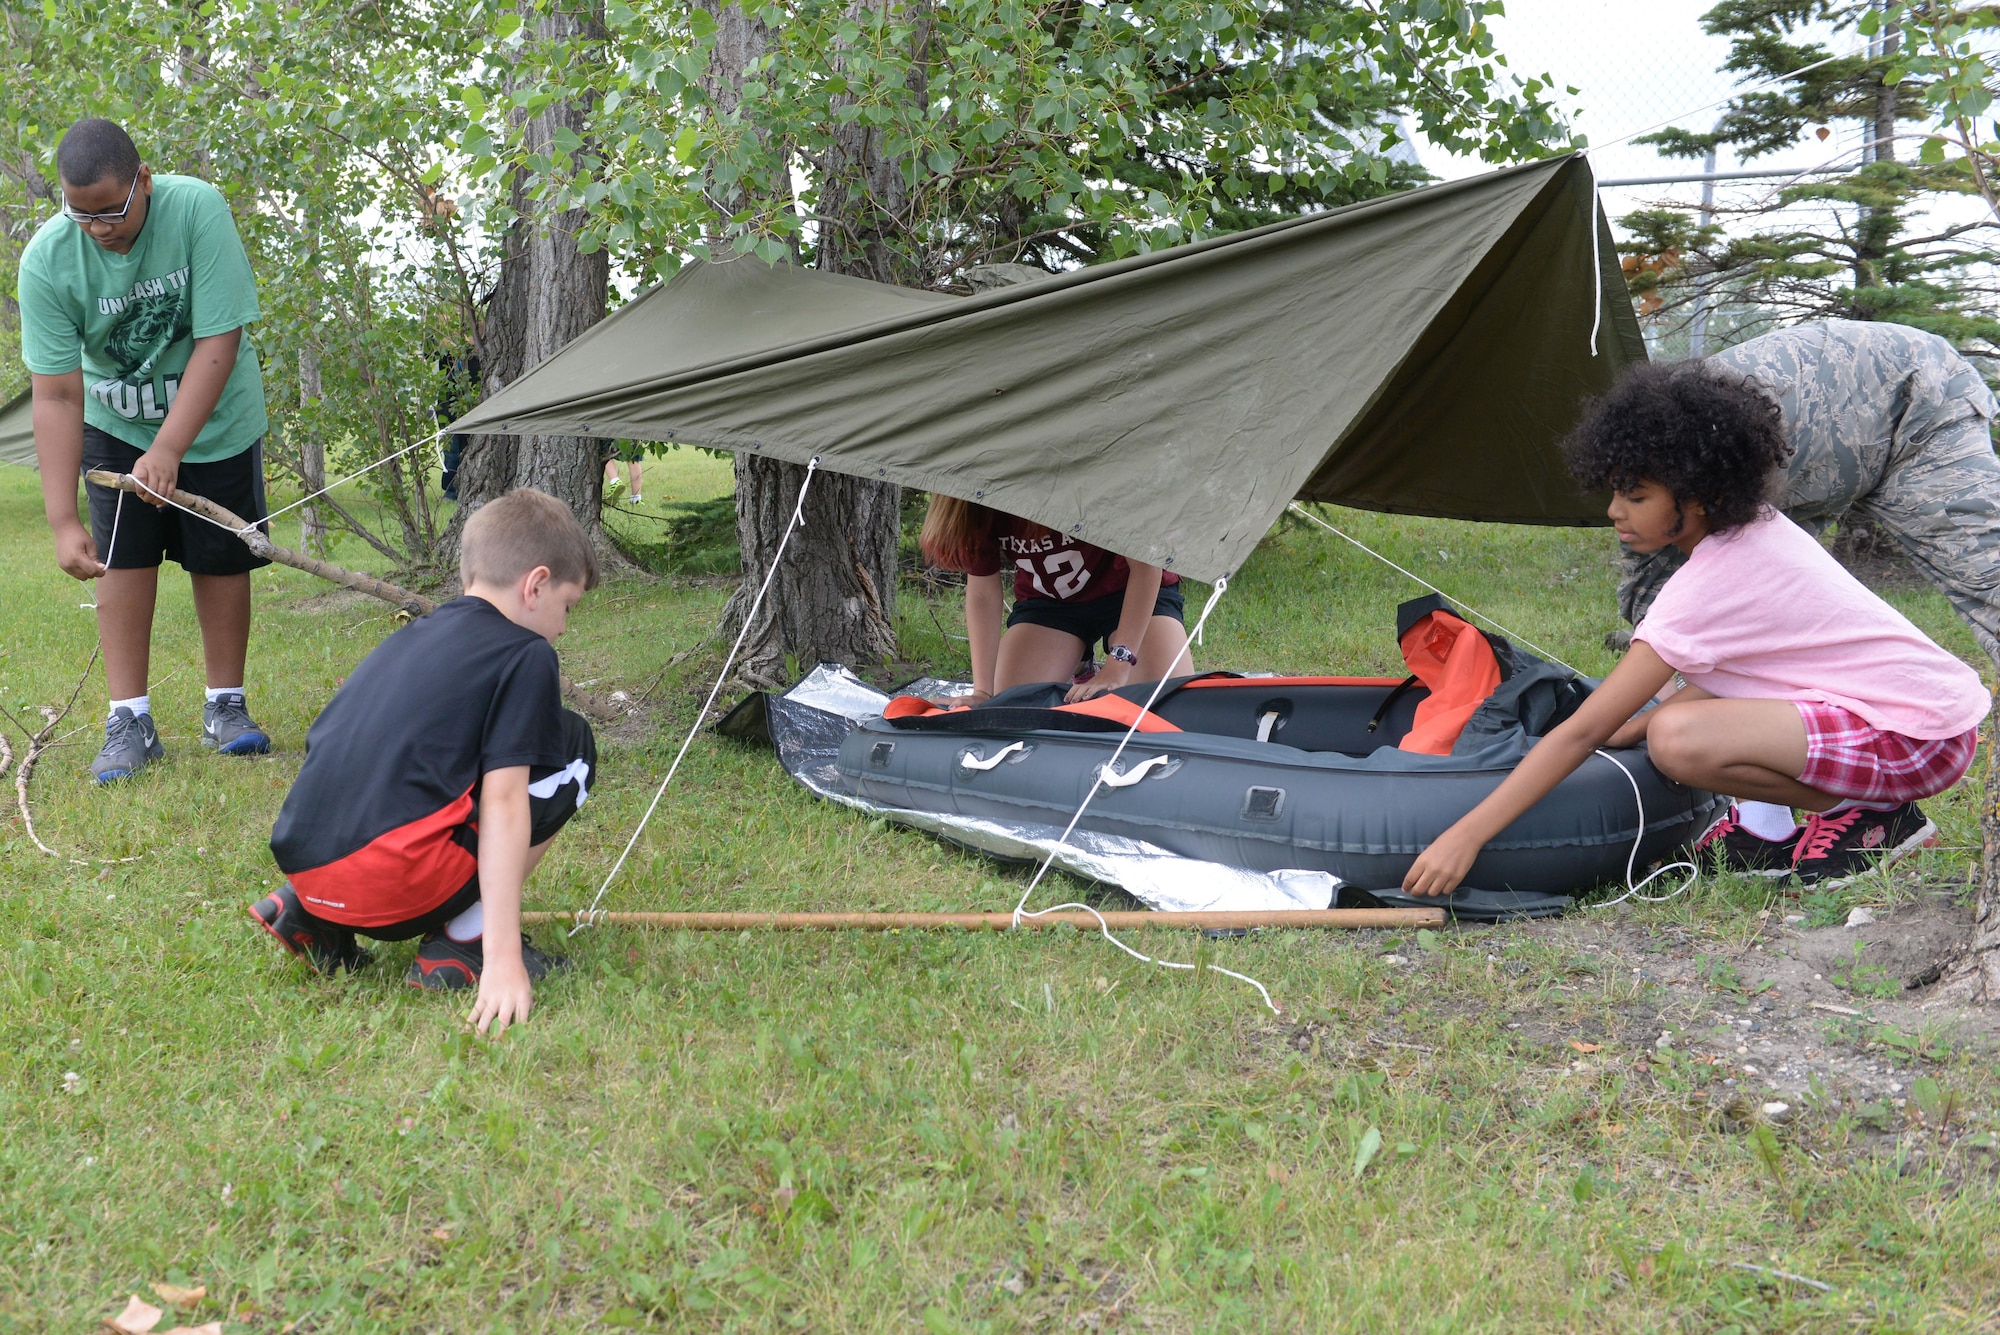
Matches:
[85,470,624,721]
[521,908,1446,931]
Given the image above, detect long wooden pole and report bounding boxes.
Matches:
[521,908,1446,931]
[85,469,622,721]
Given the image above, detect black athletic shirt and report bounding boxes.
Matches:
[270,596,569,927]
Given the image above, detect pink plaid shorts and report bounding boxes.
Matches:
[1794,701,1979,804]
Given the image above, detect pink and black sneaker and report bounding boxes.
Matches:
[1695,806,1801,878]
[1791,802,1938,888]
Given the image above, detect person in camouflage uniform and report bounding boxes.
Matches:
[1619,320,2000,661]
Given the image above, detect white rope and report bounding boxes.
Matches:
[104,488,125,568]
[1585,152,1603,357]
[1287,503,1585,675]
[108,429,450,540]
[1588,748,1700,908]
[1003,578,1281,1015]
[128,474,261,535]
[568,457,822,935]
[263,429,449,526]
[81,489,127,610]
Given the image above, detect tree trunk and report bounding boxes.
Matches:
[1977,693,2000,1000]
[716,0,923,684]
[443,0,615,569]
[727,454,900,686]
[296,344,327,555]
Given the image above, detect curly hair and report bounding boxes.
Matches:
[1563,360,1794,536]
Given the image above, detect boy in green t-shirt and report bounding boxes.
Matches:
[18,119,274,783]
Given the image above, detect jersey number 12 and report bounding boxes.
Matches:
[1017,548,1090,599]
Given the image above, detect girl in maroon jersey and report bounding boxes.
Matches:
[921,496,1193,703]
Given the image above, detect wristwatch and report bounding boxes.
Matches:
[1107,643,1139,666]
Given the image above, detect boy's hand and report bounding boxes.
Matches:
[469,953,533,1037]
[129,447,184,509]
[1402,828,1481,898]
[52,521,105,581]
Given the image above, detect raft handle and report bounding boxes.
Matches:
[1099,754,1174,788]
[960,740,1031,772]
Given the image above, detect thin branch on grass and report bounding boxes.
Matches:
[15,646,139,866]
[1723,1261,1833,1293]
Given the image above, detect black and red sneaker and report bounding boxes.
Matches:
[1696,806,1801,878]
[405,932,572,991]
[1792,802,1938,887]
[249,883,374,975]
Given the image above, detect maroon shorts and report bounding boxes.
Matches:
[1794,701,1979,804]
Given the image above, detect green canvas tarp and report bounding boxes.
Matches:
[0,390,34,468]
[452,154,1645,583]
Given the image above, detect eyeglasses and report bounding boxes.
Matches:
[62,173,140,227]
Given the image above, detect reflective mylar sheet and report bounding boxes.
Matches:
[768,664,1337,913]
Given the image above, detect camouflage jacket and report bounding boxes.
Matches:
[1712,319,1999,522]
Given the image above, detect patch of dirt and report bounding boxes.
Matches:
[1485,892,1997,1110]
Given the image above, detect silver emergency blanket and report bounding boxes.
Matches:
[763,664,1337,913]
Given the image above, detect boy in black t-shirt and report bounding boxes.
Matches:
[257,489,599,1035]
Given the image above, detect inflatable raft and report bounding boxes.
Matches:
[826,598,1726,901]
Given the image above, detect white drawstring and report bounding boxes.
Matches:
[1588,748,1700,909]
[1585,152,1603,357]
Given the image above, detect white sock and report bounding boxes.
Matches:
[445,902,485,943]
[1735,800,1799,841]
[108,694,151,719]
[205,685,244,702]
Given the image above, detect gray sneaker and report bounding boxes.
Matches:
[202,692,272,755]
[91,707,164,784]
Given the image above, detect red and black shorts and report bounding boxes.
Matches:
[82,426,271,576]
[293,710,597,939]
[1794,701,1979,805]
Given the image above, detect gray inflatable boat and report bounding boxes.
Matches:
[834,626,1723,901]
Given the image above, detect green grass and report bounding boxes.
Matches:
[2,458,1998,1332]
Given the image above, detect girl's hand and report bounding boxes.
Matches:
[1067,659,1132,702]
[1402,828,1481,898]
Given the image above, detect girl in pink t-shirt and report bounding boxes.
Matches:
[1405,360,1988,897]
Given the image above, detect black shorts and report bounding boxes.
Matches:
[1006,582,1185,651]
[601,438,643,464]
[82,426,271,576]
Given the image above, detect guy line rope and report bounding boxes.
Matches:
[567,456,822,936]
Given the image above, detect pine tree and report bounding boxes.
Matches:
[1618,0,2000,368]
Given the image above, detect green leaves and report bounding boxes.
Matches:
[1351,1126,1383,1179]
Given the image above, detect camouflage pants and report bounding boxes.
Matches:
[1619,417,2000,663]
